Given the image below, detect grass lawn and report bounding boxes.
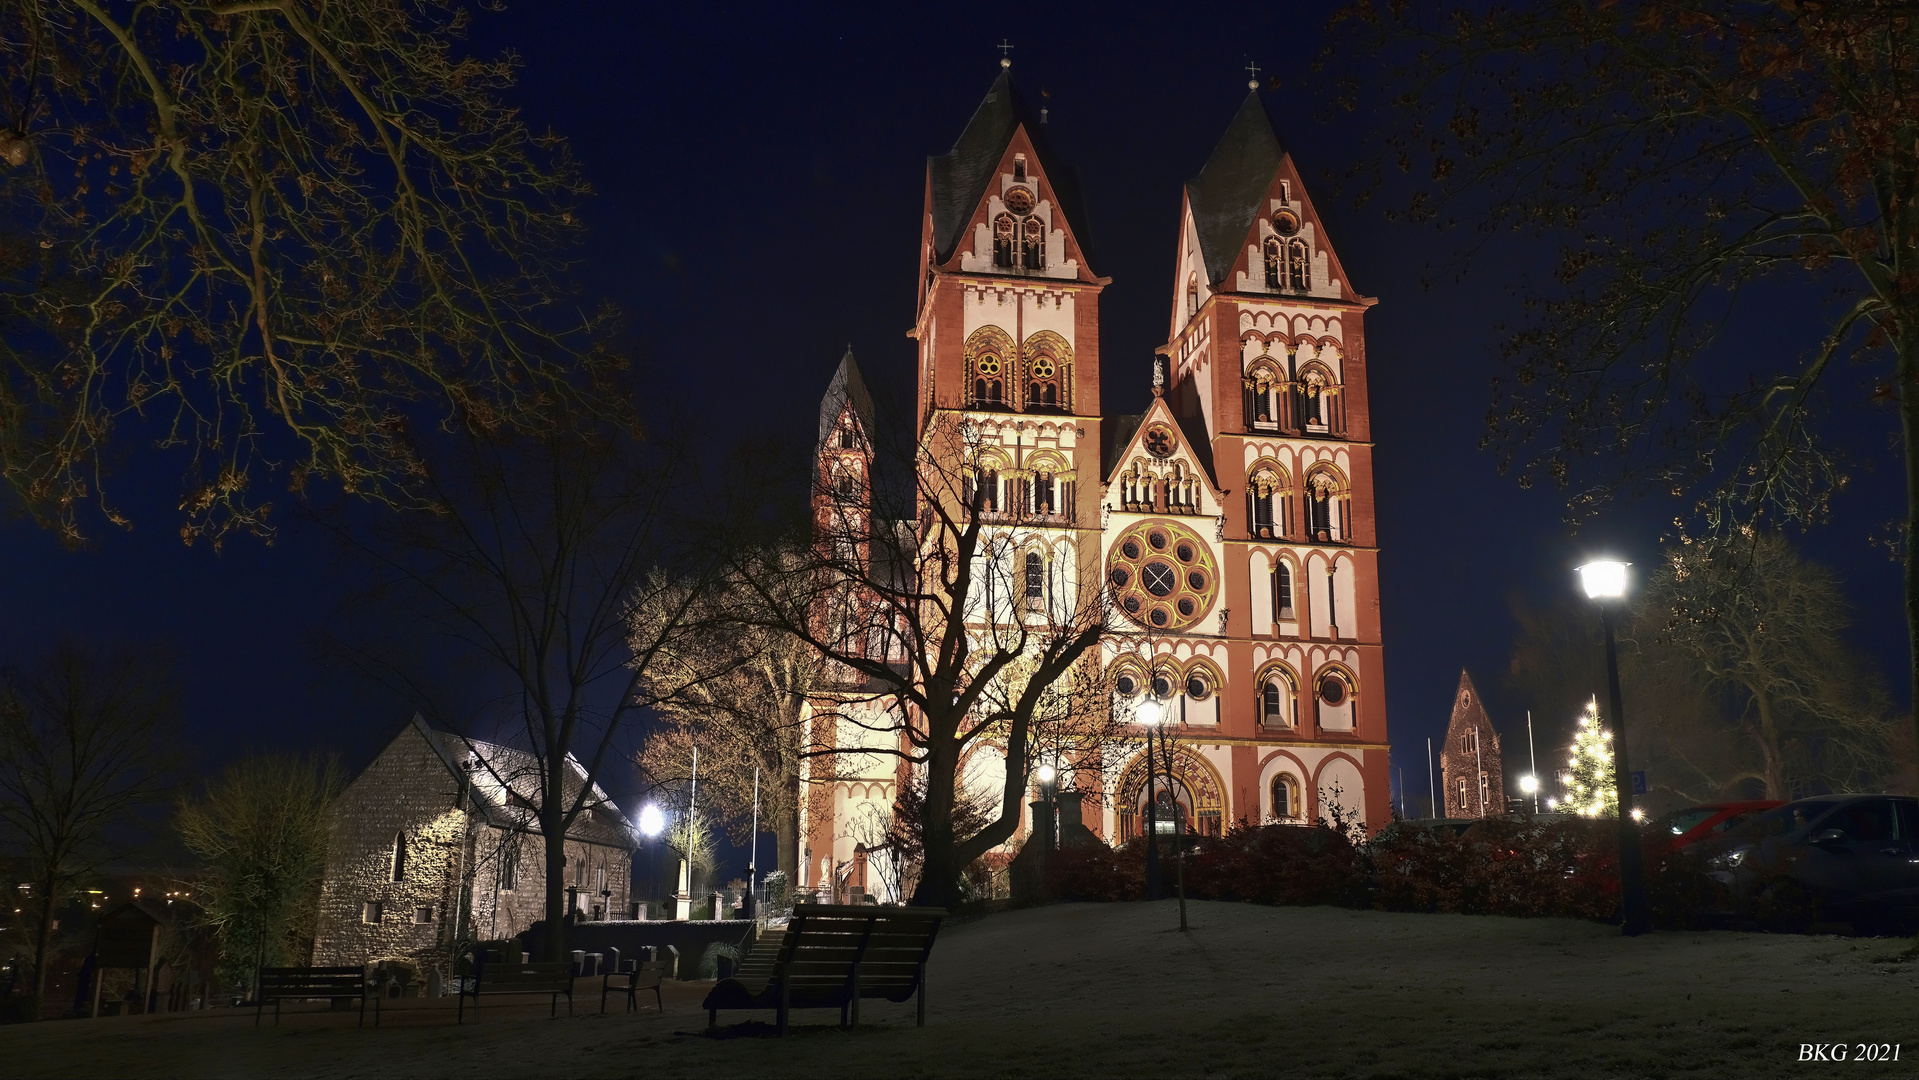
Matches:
[1,900,1914,1079]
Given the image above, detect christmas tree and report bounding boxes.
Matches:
[1564,697,1618,817]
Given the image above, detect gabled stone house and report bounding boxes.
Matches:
[1439,670,1504,819]
[311,716,633,970]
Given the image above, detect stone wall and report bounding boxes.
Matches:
[312,722,633,971]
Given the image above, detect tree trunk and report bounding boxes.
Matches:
[1753,692,1785,801]
[542,812,569,963]
[911,735,961,909]
[31,874,56,1003]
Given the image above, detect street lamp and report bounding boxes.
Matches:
[1137,697,1164,900]
[637,804,665,838]
[1577,558,1652,937]
[1036,764,1057,787]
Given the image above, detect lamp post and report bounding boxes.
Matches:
[637,804,665,919]
[1577,559,1653,937]
[1138,698,1163,900]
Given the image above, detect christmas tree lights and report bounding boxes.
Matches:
[1565,697,1618,818]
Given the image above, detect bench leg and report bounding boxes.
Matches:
[850,964,861,1028]
[917,961,927,1027]
[654,985,663,1013]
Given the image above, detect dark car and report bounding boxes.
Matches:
[1707,794,1919,933]
[1656,800,1782,852]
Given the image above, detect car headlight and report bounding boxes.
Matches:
[1708,848,1748,870]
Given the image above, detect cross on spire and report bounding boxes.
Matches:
[1245,61,1261,89]
[998,38,1015,68]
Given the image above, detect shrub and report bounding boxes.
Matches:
[1186,824,1368,908]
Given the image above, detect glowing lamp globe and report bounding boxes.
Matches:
[1036,764,1057,785]
[1136,699,1163,726]
[1519,775,1539,795]
[637,804,665,838]
[1576,560,1630,600]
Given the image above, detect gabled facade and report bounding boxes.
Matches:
[1439,670,1503,818]
[312,716,633,968]
[798,69,1393,898]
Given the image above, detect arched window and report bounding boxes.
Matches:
[1272,774,1301,820]
[1186,273,1199,318]
[1028,352,1059,408]
[1456,776,1468,815]
[1288,239,1308,290]
[1248,466,1286,539]
[835,471,855,499]
[1306,470,1344,541]
[970,350,1005,407]
[1464,728,1478,755]
[390,832,407,883]
[1302,368,1329,427]
[1025,551,1044,602]
[1274,561,1294,619]
[1264,238,1282,289]
[1260,670,1295,727]
[994,214,1016,268]
[1021,216,1046,270]
[838,425,857,450]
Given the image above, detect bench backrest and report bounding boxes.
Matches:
[258,967,367,995]
[477,962,573,990]
[628,960,666,990]
[777,905,945,1000]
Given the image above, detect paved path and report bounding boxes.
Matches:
[0,902,1913,1078]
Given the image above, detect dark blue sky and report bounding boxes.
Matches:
[0,1,1905,828]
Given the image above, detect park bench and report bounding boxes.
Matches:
[456,960,574,1023]
[701,904,945,1035]
[601,957,668,1014]
[254,966,375,1027]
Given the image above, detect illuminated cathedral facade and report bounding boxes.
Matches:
[800,66,1391,899]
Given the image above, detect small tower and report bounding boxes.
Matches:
[1439,670,1503,819]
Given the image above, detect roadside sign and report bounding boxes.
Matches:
[1630,770,1647,796]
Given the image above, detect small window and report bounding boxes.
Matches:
[1319,675,1348,706]
[595,867,607,896]
[1261,679,1288,725]
[1151,674,1174,699]
[1185,674,1211,701]
[839,425,857,450]
[1275,563,1294,619]
[1114,673,1138,697]
[1013,153,1027,182]
[1464,729,1478,755]
[573,856,585,887]
[1186,274,1199,318]
[500,845,519,892]
[836,472,855,499]
[1263,237,1282,290]
[1025,551,1044,599]
[390,833,407,883]
[414,906,434,925]
[1457,777,1469,814]
[1272,774,1300,819]
[362,901,383,925]
[994,213,1016,267]
[1288,239,1307,290]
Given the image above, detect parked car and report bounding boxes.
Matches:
[1705,794,1919,933]
[1654,800,1782,852]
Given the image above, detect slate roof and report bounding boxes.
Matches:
[1444,670,1498,744]
[1186,91,1286,287]
[407,714,631,847]
[818,348,875,451]
[927,69,1095,269]
[1101,413,1144,479]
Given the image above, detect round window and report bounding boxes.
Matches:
[1151,675,1173,698]
[1319,677,1347,706]
[1004,186,1036,214]
[1115,674,1137,697]
[1186,675,1211,701]
[1104,520,1218,632]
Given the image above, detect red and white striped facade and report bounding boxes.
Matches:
[800,71,1391,898]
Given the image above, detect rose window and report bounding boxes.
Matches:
[1105,519,1217,631]
[1143,423,1177,459]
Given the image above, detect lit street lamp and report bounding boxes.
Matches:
[1577,559,1653,936]
[1137,697,1164,900]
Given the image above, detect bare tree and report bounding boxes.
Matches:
[175,755,342,986]
[1628,534,1895,800]
[0,639,176,1006]
[333,414,730,961]
[1340,3,1919,734]
[634,572,828,888]
[0,0,617,545]
[729,408,1115,909]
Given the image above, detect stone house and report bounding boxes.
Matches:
[311,715,633,970]
[1438,669,1504,818]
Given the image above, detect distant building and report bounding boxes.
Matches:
[1439,670,1503,818]
[311,716,632,970]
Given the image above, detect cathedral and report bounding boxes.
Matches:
[801,64,1391,899]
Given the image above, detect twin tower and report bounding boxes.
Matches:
[805,67,1390,895]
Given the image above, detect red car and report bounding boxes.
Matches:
[1657,800,1783,852]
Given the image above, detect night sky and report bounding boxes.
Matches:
[0,2,1906,839]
